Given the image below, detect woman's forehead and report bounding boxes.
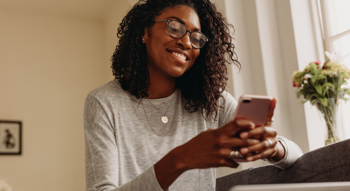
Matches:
[156,5,201,30]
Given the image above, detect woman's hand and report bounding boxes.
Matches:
[238,98,286,161]
[174,120,260,170]
[154,119,260,190]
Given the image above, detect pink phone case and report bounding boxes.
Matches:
[232,94,272,127]
[231,95,273,162]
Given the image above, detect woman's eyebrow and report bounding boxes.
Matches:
[167,16,201,32]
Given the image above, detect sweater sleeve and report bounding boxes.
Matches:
[265,136,303,170]
[84,94,164,191]
[218,91,237,128]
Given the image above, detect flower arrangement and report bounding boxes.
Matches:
[292,52,350,145]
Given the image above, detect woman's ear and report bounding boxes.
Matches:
[142,28,149,43]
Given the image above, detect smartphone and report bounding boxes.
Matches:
[232,94,273,127]
[230,95,273,162]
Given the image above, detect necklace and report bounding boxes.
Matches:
[141,91,177,136]
[146,92,176,124]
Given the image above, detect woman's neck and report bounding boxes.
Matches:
[147,73,177,99]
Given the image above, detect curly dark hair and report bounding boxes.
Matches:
[111,0,240,121]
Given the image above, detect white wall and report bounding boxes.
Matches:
[0,9,107,191]
[104,0,131,82]
[289,0,328,151]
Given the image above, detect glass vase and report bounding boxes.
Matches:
[315,98,340,145]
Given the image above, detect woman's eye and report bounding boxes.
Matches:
[169,27,180,33]
[191,37,200,44]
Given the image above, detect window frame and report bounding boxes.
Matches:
[318,0,350,53]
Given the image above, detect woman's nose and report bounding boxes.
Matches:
[176,32,192,49]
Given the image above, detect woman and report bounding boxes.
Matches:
[84,0,303,190]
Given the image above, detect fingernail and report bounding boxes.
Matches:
[240,132,248,138]
[247,139,260,145]
[241,148,248,154]
[237,120,250,126]
[247,157,253,161]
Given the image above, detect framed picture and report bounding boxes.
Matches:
[0,121,22,155]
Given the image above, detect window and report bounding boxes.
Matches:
[318,0,350,140]
[319,0,350,66]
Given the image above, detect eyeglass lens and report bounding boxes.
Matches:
[167,20,206,48]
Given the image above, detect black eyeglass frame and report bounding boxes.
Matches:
[154,19,208,49]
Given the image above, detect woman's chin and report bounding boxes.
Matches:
[168,69,187,78]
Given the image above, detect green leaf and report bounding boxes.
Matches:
[322,82,334,88]
[310,63,317,75]
[315,85,322,95]
[301,100,309,104]
[320,97,328,106]
[310,93,321,98]
[295,72,305,78]
[297,91,302,99]
[317,74,326,80]
[311,76,317,84]
[322,82,334,97]
[315,68,321,76]
[339,97,349,102]
[338,76,344,86]
[328,85,335,92]
[345,89,350,96]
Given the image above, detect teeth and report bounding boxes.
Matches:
[172,52,186,60]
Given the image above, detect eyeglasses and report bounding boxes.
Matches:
[154,19,208,49]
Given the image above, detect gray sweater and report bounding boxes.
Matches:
[84,80,303,191]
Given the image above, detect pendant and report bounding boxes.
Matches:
[161,116,168,124]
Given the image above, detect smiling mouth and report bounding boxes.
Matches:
[167,50,189,61]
